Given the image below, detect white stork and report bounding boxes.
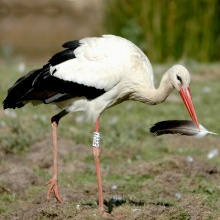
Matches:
[3,35,199,214]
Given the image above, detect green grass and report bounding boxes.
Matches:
[0,62,220,219]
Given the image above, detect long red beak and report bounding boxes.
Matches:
[179,87,199,128]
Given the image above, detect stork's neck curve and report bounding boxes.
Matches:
[152,71,174,104]
[130,71,174,105]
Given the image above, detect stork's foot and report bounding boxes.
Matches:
[44,178,64,204]
[101,211,114,218]
[99,207,126,219]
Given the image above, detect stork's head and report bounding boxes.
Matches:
[169,65,191,90]
[169,65,199,128]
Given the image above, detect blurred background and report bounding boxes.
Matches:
[1,1,220,218]
[0,0,219,64]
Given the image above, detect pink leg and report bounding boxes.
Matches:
[44,115,63,204]
[92,118,105,214]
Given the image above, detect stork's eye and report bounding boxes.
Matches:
[176,75,183,84]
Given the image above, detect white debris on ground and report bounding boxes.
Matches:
[186,156,194,163]
[112,194,122,201]
[202,86,212,93]
[18,62,26,73]
[0,121,6,127]
[4,109,17,118]
[207,148,219,159]
[175,192,182,200]
[111,184,118,190]
[132,208,141,212]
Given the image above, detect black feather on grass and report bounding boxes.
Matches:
[150,120,217,138]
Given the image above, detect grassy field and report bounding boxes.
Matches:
[0,62,220,219]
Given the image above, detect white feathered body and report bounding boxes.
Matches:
[3,35,189,122]
[51,35,154,121]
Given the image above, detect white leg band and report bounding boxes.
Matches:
[93,132,100,147]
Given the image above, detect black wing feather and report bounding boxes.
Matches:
[3,40,106,109]
[62,40,81,49]
[3,65,105,109]
[49,49,76,66]
[48,40,80,66]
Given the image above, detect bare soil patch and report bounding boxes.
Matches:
[1,133,220,219]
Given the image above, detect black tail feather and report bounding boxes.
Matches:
[3,65,50,109]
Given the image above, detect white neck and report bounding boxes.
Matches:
[130,70,174,105]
